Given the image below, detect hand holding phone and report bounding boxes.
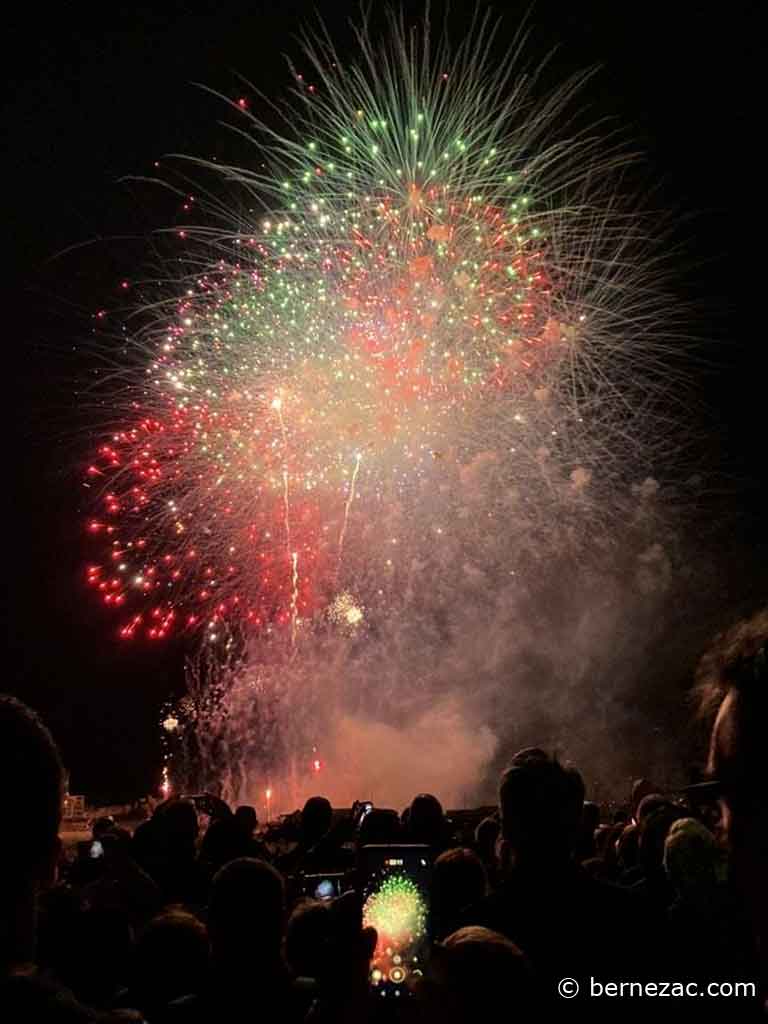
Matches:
[352,800,374,829]
[359,844,431,999]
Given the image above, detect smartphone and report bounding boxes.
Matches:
[90,840,104,859]
[359,844,431,998]
[302,872,345,901]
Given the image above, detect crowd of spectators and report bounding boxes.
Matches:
[2,614,767,1020]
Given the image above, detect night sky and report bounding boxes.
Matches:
[4,1,765,802]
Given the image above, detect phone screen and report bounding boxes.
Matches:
[360,844,431,998]
[303,873,344,901]
[90,840,104,859]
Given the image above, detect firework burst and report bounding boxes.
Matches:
[363,873,428,949]
[83,9,687,684]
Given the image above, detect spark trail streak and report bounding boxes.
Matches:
[337,451,362,576]
[290,550,299,653]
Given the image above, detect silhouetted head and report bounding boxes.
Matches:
[432,849,488,939]
[155,798,199,848]
[300,796,333,846]
[101,826,133,864]
[62,908,133,1005]
[200,817,249,874]
[499,749,584,866]
[421,926,535,1022]
[208,858,285,964]
[474,816,500,864]
[638,805,686,878]
[358,808,401,846]
[131,819,157,868]
[408,793,445,846]
[285,900,332,979]
[594,823,621,863]
[663,818,720,898]
[631,778,658,818]
[132,909,209,1010]
[0,695,63,880]
[234,805,258,837]
[636,793,670,824]
[615,822,640,873]
[91,816,116,840]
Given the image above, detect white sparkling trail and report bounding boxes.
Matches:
[337,451,362,576]
[290,550,299,653]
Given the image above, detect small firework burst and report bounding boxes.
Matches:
[328,591,365,630]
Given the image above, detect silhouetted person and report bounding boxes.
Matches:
[56,908,133,1010]
[302,796,333,847]
[576,800,600,861]
[473,816,500,886]
[164,858,311,1022]
[81,828,162,929]
[233,805,269,860]
[461,748,659,998]
[0,695,107,1020]
[406,793,447,851]
[616,822,640,878]
[636,792,672,825]
[357,808,400,846]
[0,695,64,976]
[629,804,686,911]
[417,926,536,1024]
[663,818,756,984]
[432,848,488,941]
[630,778,659,822]
[92,817,116,841]
[285,900,332,980]
[198,817,249,881]
[620,796,677,888]
[149,800,206,908]
[696,608,768,990]
[122,910,208,1019]
[130,819,157,878]
[279,796,345,875]
[234,805,257,839]
[589,823,623,881]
